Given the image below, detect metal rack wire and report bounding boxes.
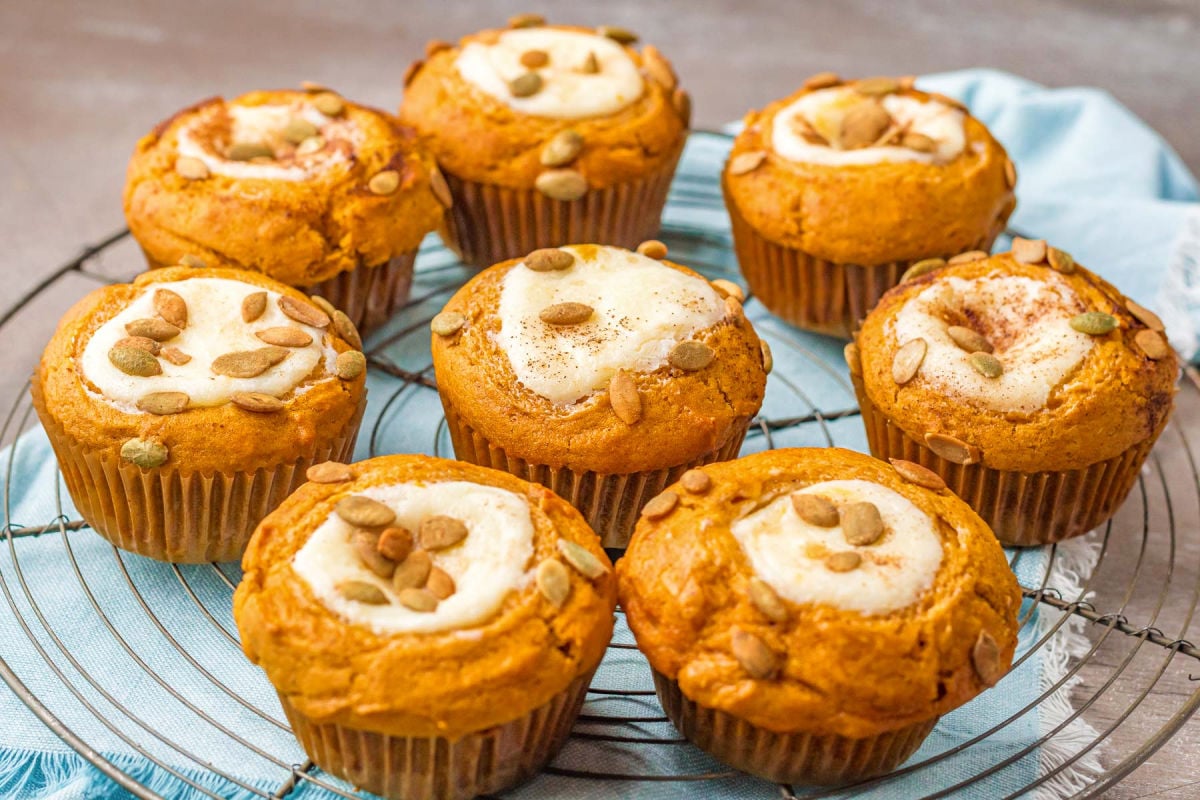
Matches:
[1,132,1198,799]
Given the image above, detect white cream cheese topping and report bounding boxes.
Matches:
[80,277,333,411]
[891,272,1094,414]
[771,87,966,165]
[176,102,359,181]
[495,245,725,405]
[292,481,536,635]
[455,28,644,119]
[732,480,944,615]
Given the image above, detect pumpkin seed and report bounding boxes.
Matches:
[537,558,571,607]
[431,311,466,337]
[971,630,1004,686]
[125,318,180,341]
[672,87,692,124]
[948,250,988,265]
[668,340,714,371]
[556,539,607,579]
[641,490,678,520]
[336,495,396,528]
[580,51,600,74]
[540,129,583,167]
[180,254,207,269]
[728,150,766,176]
[509,71,543,97]
[1004,159,1017,189]
[1011,237,1047,265]
[211,347,289,378]
[256,327,313,347]
[747,578,788,623]
[524,248,574,272]
[803,71,841,91]
[609,370,641,425]
[160,346,191,365]
[508,12,545,27]
[535,169,587,201]
[336,351,366,380]
[228,142,274,161]
[137,391,189,415]
[597,24,637,44]
[636,239,667,259]
[711,279,744,301]
[641,45,675,89]
[393,550,432,591]
[892,338,927,385]
[297,135,325,156]
[889,458,947,490]
[175,156,209,180]
[724,294,744,320]
[825,551,863,572]
[310,295,337,318]
[924,432,980,465]
[760,340,774,374]
[842,502,885,546]
[791,493,839,527]
[369,170,400,195]
[1134,329,1171,360]
[1047,247,1075,274]
[279,295,331,328]
[844,342,862,375]
[377,526,414,563]
[1069,312,1117,336]
[398,588,438,612]
[242,291,267,323]
[109,345,162,377]
[332,309,362,350]
[520,49,549,68]
[968,352,1004,379]
[856,76,900,96]
[231,392,285,412]
[900,257,946,283]
[679,469,712,494]
[312,92,344,116]
[426,567,456,600]
[284,117,319,144]
[947,325,992,354]
[419,515,468,550]
[539,302,593,325]
[902,132,935,153]
[152,291,191,329]
[338,580,389,605]
[429,166,453,207]
[354,530,396,578]
[120,438,168,469]
[730,628,779,679]
[1126,299,1165,332]
[306,461,353,483]
[115,336,160,356]
[839,100,892,149]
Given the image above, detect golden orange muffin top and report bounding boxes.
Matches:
[34,266,365,475]
[233,454,616,740]
[618,447,1022,739]
[400,18,688,191]
[724,73,1015,265]
[853,244,1178,472]
[430,243,768,474]
[124,89,447,286]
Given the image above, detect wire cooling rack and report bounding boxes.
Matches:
[1,131,1199,800]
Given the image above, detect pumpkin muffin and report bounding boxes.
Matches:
[724,73,1016,337]
[618,447,1021,785]
[31,265,366,562]
[430,242,768,547]
[124,88,446,332]
[400,15,689,266]
[234,454,615,800]
[851,242,1177,546]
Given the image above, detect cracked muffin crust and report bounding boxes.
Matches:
[430,243,768,547]
[618,447,1021,784]
[233,454,615,799]
[123,88,446,331]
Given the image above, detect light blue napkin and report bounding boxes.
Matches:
[1,68,1195,799]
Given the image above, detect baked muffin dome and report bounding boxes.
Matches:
[724,74,1015,337]
[400,18,689,265]
[618,447,1021,785]
[124,88,447,331]
[234,454,616,799]
[852,243,1177,545]
[430,243,768,546]
[32,265,366,562]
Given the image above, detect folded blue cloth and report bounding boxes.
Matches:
[1,68,1195,800]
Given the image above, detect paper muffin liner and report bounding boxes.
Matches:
[852,374,1162,546]
[724,187,1003,339]
[653,670,936,786]
[437,146,683,268]
[31,380,364,563]
[440,397,748,548]
[277,668,594,800]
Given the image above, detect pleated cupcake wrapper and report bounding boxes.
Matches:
[438,146,684,268]
[142,249,416,335]
[724,185,1002,339]
[440,397,748,548]
[277,669,594,800]
[652,670,936,786]
[852,373,1161,546]
[32,380,364,563]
